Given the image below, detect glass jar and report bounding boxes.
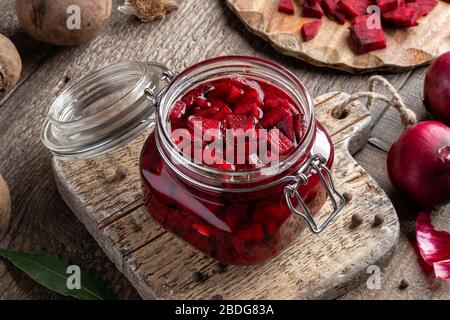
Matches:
[42,56,345,265]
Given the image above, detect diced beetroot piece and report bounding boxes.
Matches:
[321,0,346,24]
[209,83,244,104]
[209,97,229,111]
[303,0,324,18]
[276,112,295,141]
[253,204,289,233]
[278,0,295,14]
[338,0,372,18]
[260,108,289,128]
[198,106,221,118]
[225,204,248,231]
[350,14,387,54]
[187,115,221,135]
[224,114,256,133]
[376,0,401,13]
[235,224,264,242]
[212,106,233,121]
[235,89,264,110]
[301,20,322,42]
[406,0,438,18]
[268,129,294,155]
[170,101,187,122]
[182,85,211,107]
[294,114,307,141]
[382,6,418,27]
[234,103,262,118]
[194,97,210,109]
[227,85,244,103]
[192,224,211,237]
[263,96,292,112]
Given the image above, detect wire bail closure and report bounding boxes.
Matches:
[284,154,345,234]
[144,69,177,109]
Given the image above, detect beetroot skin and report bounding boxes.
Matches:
[301,20,322,41]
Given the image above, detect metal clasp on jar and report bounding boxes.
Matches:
[284,154,345,234]
[143,69,177,108]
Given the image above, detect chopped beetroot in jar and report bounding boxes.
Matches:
[168,75,307,171]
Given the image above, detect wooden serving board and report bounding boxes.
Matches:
[52,92,399,300]
[226,0,450,73]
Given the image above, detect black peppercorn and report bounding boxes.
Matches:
[192,271,204,283]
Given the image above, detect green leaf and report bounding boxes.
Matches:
[0,250,115,300]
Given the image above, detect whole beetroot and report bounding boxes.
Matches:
[424,51,450,126]
[0,34,22,96]
[0,175,11,234]
[16,0,113,46]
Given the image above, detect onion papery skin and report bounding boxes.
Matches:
[387,121,450,208]
[424,51,450,126]
[416,212,450,280]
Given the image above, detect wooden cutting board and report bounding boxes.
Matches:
[52,92,399,300]
[226,0,450,73]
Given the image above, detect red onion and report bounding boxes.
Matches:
[387,121,450,208]
[416,212,450,280]
[424,51,450,126]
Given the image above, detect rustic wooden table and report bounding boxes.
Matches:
[0,0,449,300]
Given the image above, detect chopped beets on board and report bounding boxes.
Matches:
[278,0,295,14]
[321,0,346,24]
[302,0,324,19]
[301,20,322,42]
[406,0,438,18]
[376,0,402,13]
[350,14,387,54]
[382,6,418,27]
[338,0,372,19]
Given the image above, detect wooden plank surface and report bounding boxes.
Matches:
[0,0,448,299]
[52,92,400,300]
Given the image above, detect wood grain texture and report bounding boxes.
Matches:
[226,0,450,73]
[0,0,448,300]
[52,92,400,300]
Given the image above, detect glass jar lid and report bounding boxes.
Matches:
[41,62,172,160]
